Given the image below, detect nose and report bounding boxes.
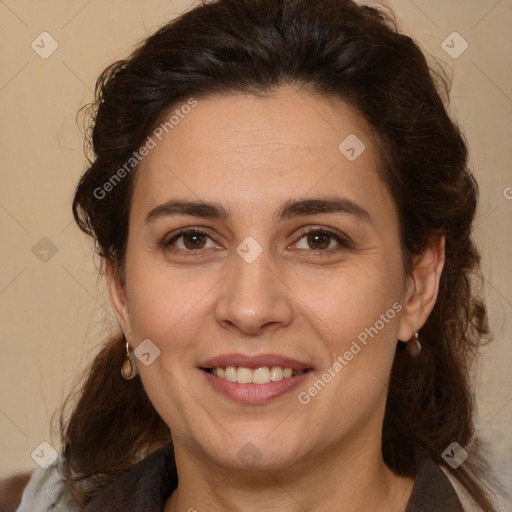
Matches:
[214,247,294,336]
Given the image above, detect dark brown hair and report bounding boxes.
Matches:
[60,0,496,509]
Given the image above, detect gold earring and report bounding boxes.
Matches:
[121,340,138,380]
[406,332,421,357]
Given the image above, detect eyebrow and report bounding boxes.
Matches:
[145,197,372,225]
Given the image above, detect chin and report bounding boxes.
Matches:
[196,428,308,472]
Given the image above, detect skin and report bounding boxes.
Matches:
[107,85,445,512]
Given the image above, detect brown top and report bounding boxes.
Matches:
[405,449,466,512]
[81,444,465,512]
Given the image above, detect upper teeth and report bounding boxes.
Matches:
[211,366,304,384]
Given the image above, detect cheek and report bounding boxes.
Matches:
[123,255,213,348]
[293,261,403,350]
[293,267,404,425]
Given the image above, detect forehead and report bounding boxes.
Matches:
[130,86,393,223]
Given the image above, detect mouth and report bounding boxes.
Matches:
[198,353,314,403]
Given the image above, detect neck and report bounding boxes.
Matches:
[164,438,414,512]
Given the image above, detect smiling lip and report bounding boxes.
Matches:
[201,368,311,404]
[199,353,313,404]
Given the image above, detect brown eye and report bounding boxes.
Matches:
[306,231,331,250]
[182,232,207,250]
[293,228,350,254]
[164,229,219,253]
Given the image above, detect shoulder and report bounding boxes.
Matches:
[84,444,176,511]
[406,451,468,512]
[10,458,76,512]
[3,444,175,512]
[441,467,487,512]
[0,472,31,512]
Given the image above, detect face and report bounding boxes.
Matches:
[108,85,442,473]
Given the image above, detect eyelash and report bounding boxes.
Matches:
[162,226,352,256]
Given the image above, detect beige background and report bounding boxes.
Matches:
[0,0,511,504]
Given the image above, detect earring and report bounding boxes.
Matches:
[406,332,421,357]
[121,340,138,380]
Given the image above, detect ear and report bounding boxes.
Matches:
[397,236,445,342]
[105,258,133,339]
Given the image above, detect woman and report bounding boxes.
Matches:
[11,0,500,510]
